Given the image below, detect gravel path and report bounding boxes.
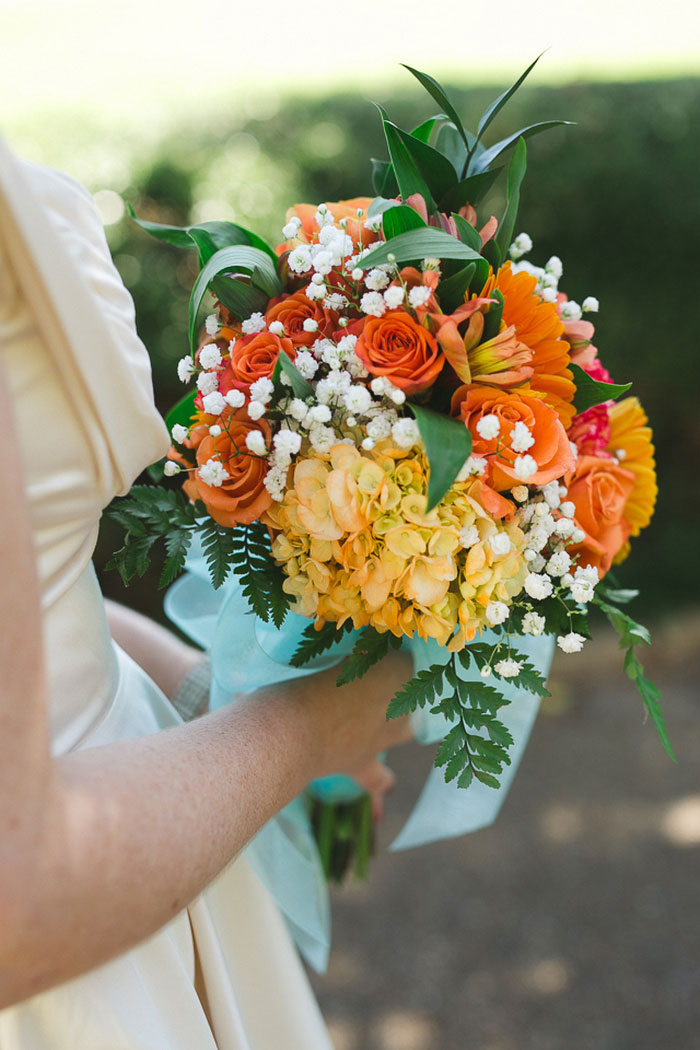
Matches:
[310,615,700,1050]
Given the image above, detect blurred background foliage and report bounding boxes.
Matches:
[94,76,700,619]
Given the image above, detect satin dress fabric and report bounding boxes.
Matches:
[0,138,333,1050]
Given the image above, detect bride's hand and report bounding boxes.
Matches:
[300,647,413,814]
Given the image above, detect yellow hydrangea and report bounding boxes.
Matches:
[265,440,528,648]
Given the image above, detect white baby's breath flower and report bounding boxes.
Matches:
[485,601,509,626]
[307,404,332,424]
[247,400,266,420]
[494,658,522,678]
[198,458,230,487]
[250,377,274,404]
[459,524,480,548]
[245,431,267,456]
[509,232,533,260]
[582,296,599,313]
[288,398,309,422]
[282,215,302,239]
[199,343,222,370]
[315,203,333,228]
[209,424,222,437]
[365,268,390,291]
[559,501,576,518]
[204,314,220,337]
[456,455,487,481]
[294,350,319,380]
[360,291,387,317]
[324,292,347,311]
[241,312,266,334]
[383,285,405,310]
[408,285,431,308]
[309,423,336,453]
[163,460,181,477]
[514,454,538,481]
[171,424,189,444]
[554,516,576,539]
[522,611,546,636]
[288,245,313,274]
[177,356,195,383]
[546,550,572,577]
[197,370,219,395]
[510,421,535,453]
[557,632,586,654]
[480,665,492,679]
[560,300,582,321]
[476,414,500,441]
[202,391,227,416]
[268,320,285,337]
[273,428,302,457]
[571,527,586,544]
[391,418,421,449]
[523,572,554,601]
[343,385,373,415]
[489,533,512,557]
[225,389,246,409]
[541,287,558,303]
[305,281,326,301]
[361,436,376,450]
[545,255,563,279]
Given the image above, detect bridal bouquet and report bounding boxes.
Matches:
[111,58,669,877]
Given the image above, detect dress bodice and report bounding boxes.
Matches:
[0,147,169,752]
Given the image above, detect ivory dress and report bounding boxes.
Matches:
[0,137,334,1050]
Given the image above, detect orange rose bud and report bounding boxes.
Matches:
[355,311,444,395]
[219,330,295,395]
[265,291,331,348]
[565,454,636,575]
[452,386,574,491]
[190,410,273,527]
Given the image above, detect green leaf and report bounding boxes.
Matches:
[469,53,546,163]
[434,122,469,177]
[409,402,472,511]
[160,527,193,588]
[391,124,458,202]
[571,363,632,413]
[165,389,197,435]
[410,114,445,143]
[439,168,503,213]
[128,208,277,263]
[451,213,482,252]
[437,262,476,315]
[367,196,400,220]
[455,678,505,714]
[401,65,472,156]
[481,237,502,272]
[210,275,269,320]
[444,750,471,782]
[290,619,354,668]
[596,599,651,648]
[597,586,640,605]
[381,115,436,211]
[200,518,238,590]
[336,627,397,686]
[481,288,505,343]
[272,351,315,399]
[382,204,427,240]
[435,723,467,767]
[370,158,399,198]
[387,662,446,718]
[495,137,527,258]
[358,228,483,270]
[189,246,281,350]
[470,120,574,175]
[490,657,550,698]
[623,649,675,761]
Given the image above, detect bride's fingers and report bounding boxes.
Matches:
[353,759,396,820]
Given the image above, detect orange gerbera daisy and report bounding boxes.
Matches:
[483,262,576,427]
[606,397,657,556]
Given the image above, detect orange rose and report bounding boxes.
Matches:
[189,409,273,527]
[355,311,444,394]
[565,455,636,575]
[219,331,295,395]
[265,291,332,348]
[452,386,575,491]
[278,197,377,252]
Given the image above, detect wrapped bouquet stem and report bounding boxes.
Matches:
[110,56,671,968]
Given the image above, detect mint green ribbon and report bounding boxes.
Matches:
[165,544,554,972]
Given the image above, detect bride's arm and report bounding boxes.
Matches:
[0,362,411,1009]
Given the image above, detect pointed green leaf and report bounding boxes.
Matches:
[382,203,427,239]
[409,403,472,511]
[437,262,476,314]
[470,120,575,176]
[434,122,469,177]
[165,388,197,434]
[367,196,400,220]
[495,138,527,258]
[272,351,314,400]
[210,275,269,319]
[358,228,483,270]
[127,206,193,248]
[401,65,471,153]
[451,214,482,252]
[571,363,632,413]
[370,158,399,198]
[471,52,546,157]
[189,245,281,350]
[410,114,446,143]
[128,207,277,263]
[381,115,436,210]
[439,167,503,213]
[393,125,458,202]
[481,288,505,343]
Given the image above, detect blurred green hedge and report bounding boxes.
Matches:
[96,77,700,618]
